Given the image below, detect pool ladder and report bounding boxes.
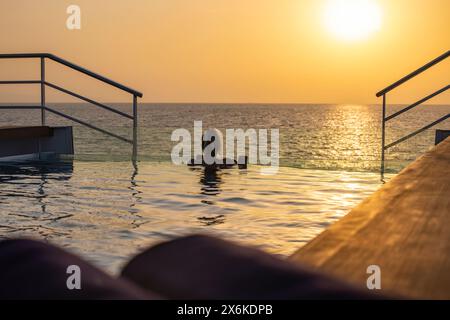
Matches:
[376,50,449,175]
[0,53,143,160]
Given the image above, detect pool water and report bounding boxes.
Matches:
[0,161,386,273]
[0,104,447,273]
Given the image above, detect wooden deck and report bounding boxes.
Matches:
[290,138,450,299]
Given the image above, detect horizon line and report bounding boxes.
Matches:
[1,101,449,106]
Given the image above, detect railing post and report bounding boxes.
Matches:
[40,57,46,126]
[132,94,138,161]
[381,94,386,176]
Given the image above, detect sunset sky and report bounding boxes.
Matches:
[0,0,449,104]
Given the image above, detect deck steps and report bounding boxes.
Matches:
[0,126,73,160]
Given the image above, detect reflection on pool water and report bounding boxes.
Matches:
[0,160,387,274]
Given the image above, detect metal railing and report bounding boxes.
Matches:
[376,50,450,175]
[0,53,143,159]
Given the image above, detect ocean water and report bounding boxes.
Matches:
[0,104,448,273]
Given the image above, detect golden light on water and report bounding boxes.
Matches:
[323,0,382,41]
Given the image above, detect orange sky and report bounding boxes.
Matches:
[0,0,449,104]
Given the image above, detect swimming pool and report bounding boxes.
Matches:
[0,104,447,273]
[0,161,385,273]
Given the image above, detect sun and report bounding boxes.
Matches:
[323,0,382,41]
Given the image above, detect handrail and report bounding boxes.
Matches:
[0,80,41,85]
[44,81,134,120]
[0,53,143,98]
[376,50,450,97]
[385,85,450,121]
[377,50,450,176]
[43,106,133,144]
[384,114,449,149]
[0,53,141,159]
[0,105,41,109]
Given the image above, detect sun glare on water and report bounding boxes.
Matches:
[323,0,382,41]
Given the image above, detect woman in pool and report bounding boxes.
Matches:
[188,128,247,169]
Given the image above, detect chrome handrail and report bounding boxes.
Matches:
[44,81,134,120]
[377,50,449,175]
[0,53,142,159]
[0,53,143,97]
[377,51,449,97]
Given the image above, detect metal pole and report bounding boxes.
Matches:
[132,94,138,161]
[381,94,386,177]
[40,57,46,126]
